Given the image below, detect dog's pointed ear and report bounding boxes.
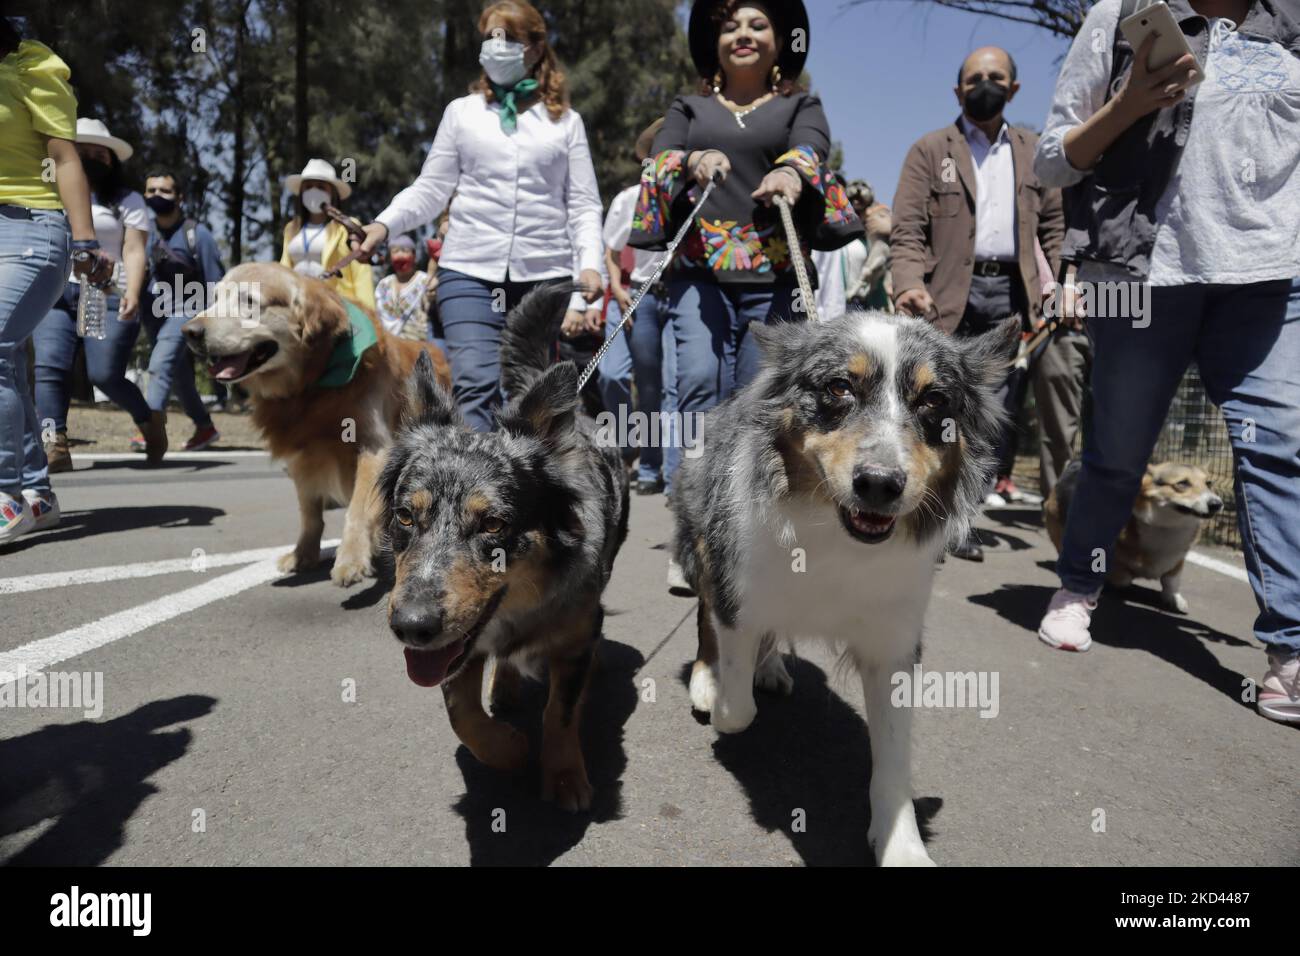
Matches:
[961,315,1021,388]
[403,351,462,429]
[749,319,805,365]
[497,362,579,445]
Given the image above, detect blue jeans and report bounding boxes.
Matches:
[669,279,796,465]
[0,206,70,498]
[34,285,151,432]
[597,290,679,489]
[435,268,553,432]
[1057,278,1300,654]
[142,307,211,426]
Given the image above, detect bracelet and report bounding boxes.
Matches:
[71,238,101,251]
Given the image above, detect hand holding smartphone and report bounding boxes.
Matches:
[1116,1,1203,118]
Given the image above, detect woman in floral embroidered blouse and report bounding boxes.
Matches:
[629,0,862,428]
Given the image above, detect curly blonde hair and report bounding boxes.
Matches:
[470,1,568,121]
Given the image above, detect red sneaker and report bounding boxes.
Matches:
[183,425,220,451]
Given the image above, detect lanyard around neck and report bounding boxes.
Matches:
[301,221,327,259]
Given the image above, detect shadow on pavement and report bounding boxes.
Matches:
[680,655,941,866]
[969,583,1253,706]
[0,695,217,866]
[450,638,643,866]
[1,505,225,554]
[84,458,231,473]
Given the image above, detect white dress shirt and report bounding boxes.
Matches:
[961,116,1017,262]
[376,93,604,312]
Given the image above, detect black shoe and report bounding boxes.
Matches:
[950,530,984,562]
[636,477,664,495]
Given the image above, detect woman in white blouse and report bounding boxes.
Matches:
[354,0,604,431]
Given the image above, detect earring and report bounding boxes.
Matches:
[712,70,723,94]
[770,64,782,92]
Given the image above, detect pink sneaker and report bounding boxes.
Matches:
[1258,652,1300,724]
[1038,587,1097,652]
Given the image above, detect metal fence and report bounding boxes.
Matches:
[1150,366,1240,549]
[1017,364,1242,549]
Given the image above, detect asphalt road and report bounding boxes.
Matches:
[1,451,1296,866]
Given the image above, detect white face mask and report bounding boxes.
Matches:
[479,37,528,87]
[301,187,330,213]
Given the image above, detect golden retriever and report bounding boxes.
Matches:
[182,262,451,586]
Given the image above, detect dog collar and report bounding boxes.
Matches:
[316,299,378,388]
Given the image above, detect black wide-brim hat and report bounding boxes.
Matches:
[688,0,810,81]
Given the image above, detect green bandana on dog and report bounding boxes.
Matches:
[316,299,378,388]
[490,78,539,132]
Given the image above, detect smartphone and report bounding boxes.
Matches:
[1120,1,1204,80]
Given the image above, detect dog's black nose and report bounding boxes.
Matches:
[390,605,443,645]
[1207,497,1224,514]
[852,466,907,508]
[182,320,204,344]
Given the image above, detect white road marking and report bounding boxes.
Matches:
[1186,550,1249,584]
[0,547,339,681]
[74,451,271,460]
[0,540,341,594]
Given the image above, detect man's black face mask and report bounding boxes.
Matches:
[964,79,1009,122]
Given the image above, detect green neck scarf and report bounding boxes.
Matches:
[316,299,378,389]
[490,78,539,132]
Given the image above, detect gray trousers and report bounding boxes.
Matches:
[1032,328,1092,495]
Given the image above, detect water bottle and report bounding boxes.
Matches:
[76,281,108,340]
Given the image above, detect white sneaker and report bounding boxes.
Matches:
[0,492,32,545]
[983,491,1008,508]
[1258,651,1300,724]
[667,557,695,595]
[22,488,60,531]
[1037,587,1097,652]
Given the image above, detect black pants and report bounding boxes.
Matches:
[956,271,1030,482]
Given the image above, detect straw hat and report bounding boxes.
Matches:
[75,118,133,162]
[284,158,353,201]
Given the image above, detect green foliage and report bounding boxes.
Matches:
[28,0,692,260]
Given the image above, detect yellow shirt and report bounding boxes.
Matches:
[279,218,376,310]
[0,40,78,209]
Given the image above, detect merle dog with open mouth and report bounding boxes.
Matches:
[379,284,628,811]
[671,309,1015,864]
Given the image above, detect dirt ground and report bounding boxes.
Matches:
[64,401,266,455]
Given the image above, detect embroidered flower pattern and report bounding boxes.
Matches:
[775,144,858,225]
[1215,33,1288,93]
[633,149,686,237]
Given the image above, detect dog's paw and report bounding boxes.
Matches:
[277,549,319,574]
[469,721,530,772]
[541,764,593,813]
[755,652,794,696]
[330,555,372,588]
[711,692,757,734]
[875,840,937,867]
[1162,591,1189,615]
[870,824,936,867]
[689,661,718,713]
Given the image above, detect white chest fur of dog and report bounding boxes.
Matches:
[692,501,946,868]
[743,500,944,646]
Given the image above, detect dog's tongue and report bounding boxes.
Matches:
[404,641,465,688]
[209,351,252,382]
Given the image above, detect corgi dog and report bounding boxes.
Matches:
[1045,459,1223,613]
